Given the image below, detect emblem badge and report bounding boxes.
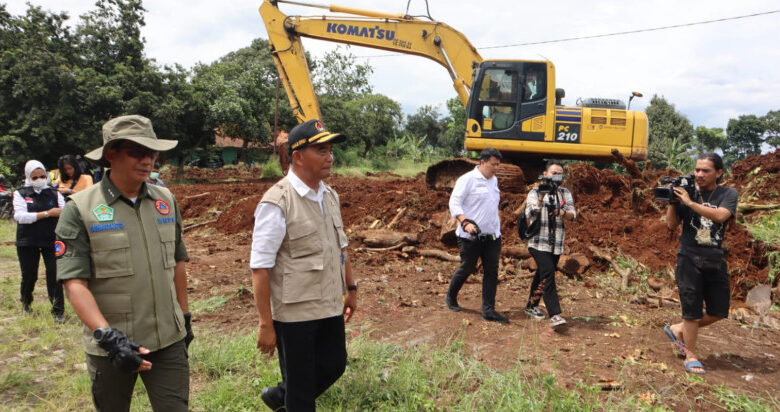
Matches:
[92,204,114,222]
[314,121,325,131]
[155,199,170,215]
[54,240,66,257]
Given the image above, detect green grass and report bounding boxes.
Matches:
[334,156,443,178]
[260,156,283,179]
[0,219,16,261]
[190,296,229,313]
[744,210,780,247]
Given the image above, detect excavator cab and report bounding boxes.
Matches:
[467,61,549,142]
[464,59,648,163]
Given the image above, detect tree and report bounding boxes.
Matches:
[724,114,766,166]
[438,97,467,155]
[405,105,443,147]
[645,95,694,169]
[764,110,780,148]
[312,46,372,100]
[692,126,726,153]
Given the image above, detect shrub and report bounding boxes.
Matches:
[260,156,282,178]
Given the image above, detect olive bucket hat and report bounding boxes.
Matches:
[85,115,178,167]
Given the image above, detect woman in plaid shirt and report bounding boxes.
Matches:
[523,160,576,329]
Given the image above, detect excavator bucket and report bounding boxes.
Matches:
[425,158,527,193]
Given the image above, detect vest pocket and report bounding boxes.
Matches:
[158,226,177,269]
[90,232,132,278]
[94,293,134,338]
[282,260,324,304]
[287,223,322,258]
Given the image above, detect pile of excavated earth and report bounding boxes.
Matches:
[166,150,779,299]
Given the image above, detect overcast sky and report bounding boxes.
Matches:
[6,0,780,130]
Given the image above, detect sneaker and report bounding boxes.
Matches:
[54,314,66,324]
[524,306,545,320]
[482,310,509,323]
[444,295,461,312]
[549,315,567,328]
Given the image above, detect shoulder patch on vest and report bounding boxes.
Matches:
[155,199,170,215]
[54,240,66,257]
[92,204,114,222]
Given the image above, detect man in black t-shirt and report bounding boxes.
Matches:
[664,153,738,375]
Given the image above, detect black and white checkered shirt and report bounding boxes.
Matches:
[525,187,576,255]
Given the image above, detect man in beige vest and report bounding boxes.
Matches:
[56,115,192,411]
[251,119,357,411]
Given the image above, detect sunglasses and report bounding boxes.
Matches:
[115,144,158,160]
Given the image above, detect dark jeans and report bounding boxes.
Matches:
[527,247,562,317]
[272,315,347,412]
[447,236,502,313]
[86,339,189,412]
[17,245,63,315]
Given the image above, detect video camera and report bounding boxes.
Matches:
[537,174,563,194]
[653,174,695,203]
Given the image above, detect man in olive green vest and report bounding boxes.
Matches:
[56,115,193,412]
[251,119,357,411]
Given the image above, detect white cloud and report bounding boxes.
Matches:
[6,0,780,129]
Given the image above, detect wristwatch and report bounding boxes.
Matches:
[44,211,49,218]
[347,284,358,292]
[93,327,112,342]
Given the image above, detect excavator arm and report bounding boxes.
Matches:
[260,0,483,122]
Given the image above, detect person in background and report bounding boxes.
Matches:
[522,160,576,329]
[56,155,93,196]
[13,160,65,322]
[445,147,509,324]
[147,162,166,187]
[0,174,9,192]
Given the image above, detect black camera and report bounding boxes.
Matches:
[537,174,563,194]
[653,174,695,203]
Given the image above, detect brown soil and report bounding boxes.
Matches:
[169,150,780,410]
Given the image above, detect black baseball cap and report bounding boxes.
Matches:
[288,119,345,155]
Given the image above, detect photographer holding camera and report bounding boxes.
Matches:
[522,160,576,329]
[663,152,737,375]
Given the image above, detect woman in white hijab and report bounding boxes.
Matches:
[13,160,66,322]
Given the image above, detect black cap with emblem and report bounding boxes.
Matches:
[287,119,346,155]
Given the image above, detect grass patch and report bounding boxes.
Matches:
[260,156,282,179]
[744,210,780,247]
[190,296,229,314]
[713,385,780,411]
[0,219,16,261]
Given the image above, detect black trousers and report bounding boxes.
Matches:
[528,247,562,317]
[273,315,347,412]
[86,339,189,412]
[17,245,63,315]
[447,236,502,313]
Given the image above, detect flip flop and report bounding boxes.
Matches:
[683,359,706,375]
[663,325,687,358]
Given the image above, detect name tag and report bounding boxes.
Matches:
[90,222,125,233]
[157,217,175,225]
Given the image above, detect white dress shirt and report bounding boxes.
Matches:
[250,170,346,269]
[449,166,501,239]
[13,188,66,224]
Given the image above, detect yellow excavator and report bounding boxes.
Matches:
[259,0,648,187]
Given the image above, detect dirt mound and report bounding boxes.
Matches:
[169,156,775,297]
[726,150,780,207]
[161,164,263,183]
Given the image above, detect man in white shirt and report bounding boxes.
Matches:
[250,119,357,411]
[445,148,509,323]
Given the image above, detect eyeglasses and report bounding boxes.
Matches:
[116,144,158,160]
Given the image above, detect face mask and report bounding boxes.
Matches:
[150,172,160,180]
[31,178,47,190]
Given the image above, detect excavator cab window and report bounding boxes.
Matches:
[522,64,546,102]
[477,69,518,130]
